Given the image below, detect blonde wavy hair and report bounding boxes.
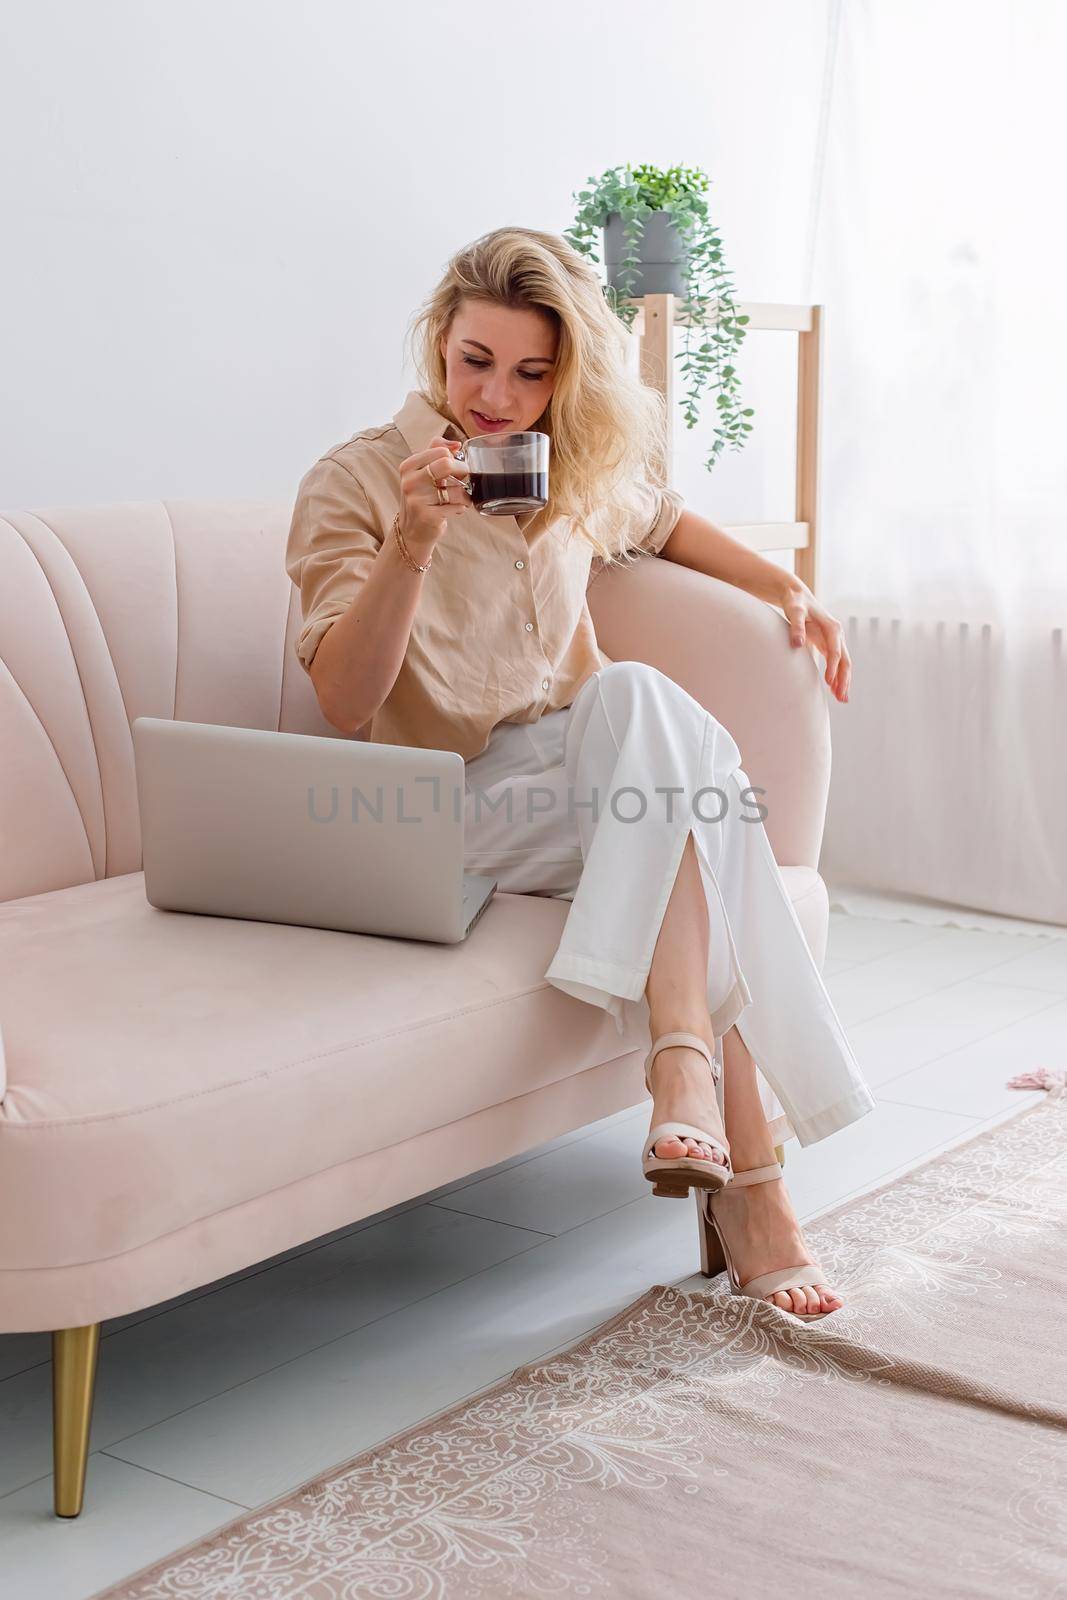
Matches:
[406,226,669,568]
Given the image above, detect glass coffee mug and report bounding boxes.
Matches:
[453,431,551,517]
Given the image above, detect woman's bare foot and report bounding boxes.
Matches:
[647,1042,729,1169]
[710,1171,842,1315]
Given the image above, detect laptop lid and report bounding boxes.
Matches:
[132,718,476,942]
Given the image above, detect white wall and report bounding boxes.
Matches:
[1,0,830,516]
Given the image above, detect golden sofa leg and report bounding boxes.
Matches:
[52,1324,100,1517]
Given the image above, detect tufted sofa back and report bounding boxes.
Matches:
[0,500,349,904]
[2,497,828,908]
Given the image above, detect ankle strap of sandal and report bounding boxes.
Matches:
[727,1162,783,1186]
[644,1030,720,1091]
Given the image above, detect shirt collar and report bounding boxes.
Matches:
[393,389,467,456]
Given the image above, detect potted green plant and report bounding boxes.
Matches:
[565,163,754,471]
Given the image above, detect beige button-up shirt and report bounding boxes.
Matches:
[285,390,685,760]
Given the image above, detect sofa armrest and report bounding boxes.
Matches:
[587,555,831,869]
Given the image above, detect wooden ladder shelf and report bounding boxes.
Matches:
[632,294,824,594]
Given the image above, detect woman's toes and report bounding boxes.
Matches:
[651,1134,727,1165]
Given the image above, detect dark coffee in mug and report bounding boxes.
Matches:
[468,469,549,517]
[455,431,551,518]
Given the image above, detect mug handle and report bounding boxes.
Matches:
[450,443,473,497]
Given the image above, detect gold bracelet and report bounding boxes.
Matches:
[392,511,432,574]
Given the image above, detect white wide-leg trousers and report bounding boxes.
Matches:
[462,661,877,1150]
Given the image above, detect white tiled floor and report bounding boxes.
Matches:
[2,911,1063,1599]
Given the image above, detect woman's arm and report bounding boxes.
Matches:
[659,506,802,608]
[658,507,851,702]
[309,527,433,734]
[289,436,468,734]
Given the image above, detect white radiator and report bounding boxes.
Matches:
[818,612,1067,927]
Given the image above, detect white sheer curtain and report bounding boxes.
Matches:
[811,0,1067,927]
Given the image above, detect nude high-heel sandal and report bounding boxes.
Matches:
[696,1165,837,1321]
[642,1030,732,1199]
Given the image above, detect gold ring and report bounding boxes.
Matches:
[425,462,448,505]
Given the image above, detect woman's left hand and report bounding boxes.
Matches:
[780,581,851,703]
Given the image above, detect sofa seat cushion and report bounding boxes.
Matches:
[0,865,826,1271]
[0,873,644,1270]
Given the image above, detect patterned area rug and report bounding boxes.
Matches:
[95,1092,1066,1600]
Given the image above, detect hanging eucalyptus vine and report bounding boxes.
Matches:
[564,163,754,472]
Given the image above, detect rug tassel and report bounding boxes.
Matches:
[1006,1068,1067,1096]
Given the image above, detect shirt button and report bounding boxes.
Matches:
[541,678,550,691]
[515,559,525,569]
[524,621,534,632]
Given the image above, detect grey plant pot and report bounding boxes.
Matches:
[604,210,688,298]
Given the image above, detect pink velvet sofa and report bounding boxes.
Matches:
[0,499,831,1517]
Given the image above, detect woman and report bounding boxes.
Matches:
[285,226,876,1322]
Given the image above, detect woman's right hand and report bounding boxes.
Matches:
[397,436,470,560]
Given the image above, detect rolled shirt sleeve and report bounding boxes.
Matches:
[285,455,384,672]
[629,478,686,557]
[587,479,686,589]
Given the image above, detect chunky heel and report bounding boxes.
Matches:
[696,1189,727,1275]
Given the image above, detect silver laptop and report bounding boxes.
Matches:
[132,718,497,944]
